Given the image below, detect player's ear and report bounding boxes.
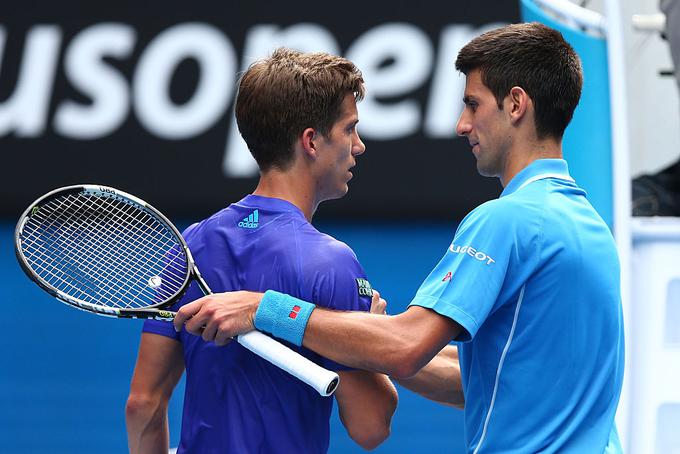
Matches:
[301,127,319,159]
[506,86,530,124]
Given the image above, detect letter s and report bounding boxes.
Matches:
[54,23,135,139]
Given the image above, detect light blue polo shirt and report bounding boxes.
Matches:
[410,159,624,453]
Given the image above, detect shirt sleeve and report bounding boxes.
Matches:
[409,200,517,341]
[142,282,202,341]
[304,239,372,370]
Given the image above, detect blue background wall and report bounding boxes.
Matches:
[1,220,466,453]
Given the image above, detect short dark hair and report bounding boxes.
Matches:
[455,22,583,139]
[235,48,365,172]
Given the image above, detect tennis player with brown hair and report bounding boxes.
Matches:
[125,48,397,454]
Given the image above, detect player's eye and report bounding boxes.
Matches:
[463,97,477,113]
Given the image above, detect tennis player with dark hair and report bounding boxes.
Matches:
[175,23,625,453]
[125,48,397,453]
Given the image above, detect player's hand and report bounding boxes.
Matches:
[370,290,388,315]
[173,290,264,346]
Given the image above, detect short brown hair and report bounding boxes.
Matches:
[456,22,583,140]
[235,48,365,171]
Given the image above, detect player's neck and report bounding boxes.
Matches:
[500,135,563,187]
[253,170,317,221]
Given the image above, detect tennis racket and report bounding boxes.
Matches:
[15,184,339,396]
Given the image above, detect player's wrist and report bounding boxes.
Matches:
[254,290,316,346]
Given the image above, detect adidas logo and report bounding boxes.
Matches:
[238,210,259,229]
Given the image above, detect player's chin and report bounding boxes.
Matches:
[329,184,349,200]
[475,158,495,178]
[476,166,493,178]
[477,161,501,178]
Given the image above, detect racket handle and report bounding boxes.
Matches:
[237,330,340,396]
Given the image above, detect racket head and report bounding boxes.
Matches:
[15,185,193,318]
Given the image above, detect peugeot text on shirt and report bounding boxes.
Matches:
[449,244,495,265]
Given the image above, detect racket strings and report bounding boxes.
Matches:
[60,196,180,306]
[24,193,186,307]
[92,196,189,304]
[30,196,153,305]
[23,195,120,303]
[20,191,189,309]
[51,194,187,303]
[22,232,102,304]
[22,194,166,307]
[49,193,189,302]
[24,194,159,305]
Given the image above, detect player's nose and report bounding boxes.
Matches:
[456,112,471,137]
[352,131,366,156]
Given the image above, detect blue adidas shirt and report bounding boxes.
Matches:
[410,159,624,453]
[143,195,372,453]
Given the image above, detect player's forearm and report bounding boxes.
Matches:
[304,310,418,377]
[174,292,461,378]
[394,345,464,408]
[125,395,170,454]
[127,425,170,454]
[336,372,398,450]
[304,306,458,379]
[126,333,183,453]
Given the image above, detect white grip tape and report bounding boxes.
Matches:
[237,330,340,396]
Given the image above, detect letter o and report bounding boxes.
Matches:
[133,23,236,139]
